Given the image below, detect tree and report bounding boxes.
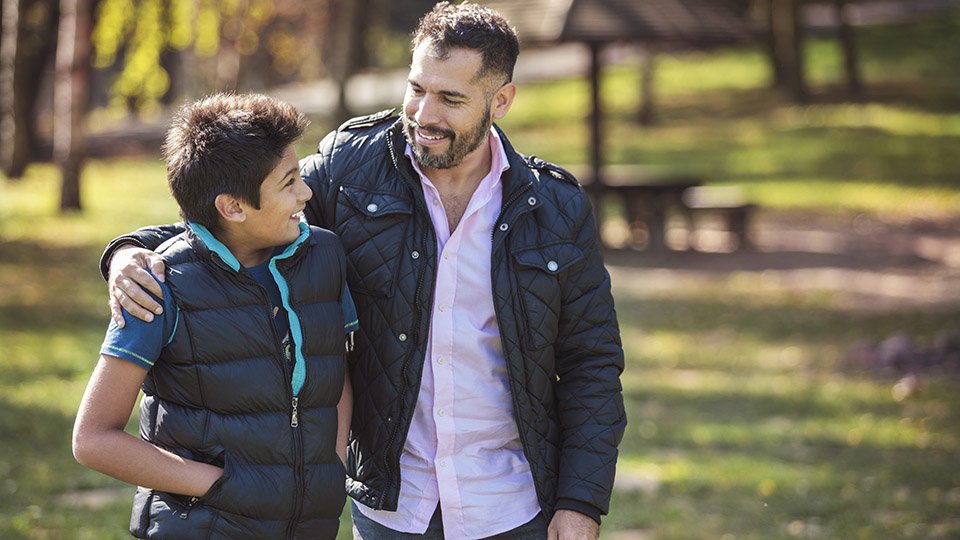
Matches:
[0,0,59,179]
[834,0,862,96]
[53,0,91,210]
[768,0,807,102]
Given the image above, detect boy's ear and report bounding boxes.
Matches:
[214,194,246,223]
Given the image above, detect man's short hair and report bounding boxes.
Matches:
[163,93,307,232]
[411,1,520,85]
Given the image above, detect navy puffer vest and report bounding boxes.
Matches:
[129,224,347,540]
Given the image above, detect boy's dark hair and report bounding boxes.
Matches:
[164,93,308,232]
[411,1,520,85]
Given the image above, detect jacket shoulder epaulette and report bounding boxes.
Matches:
[526,156,580,187]
[339,108,398,131]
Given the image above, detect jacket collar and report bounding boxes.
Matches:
[184,221,312,273]
[386,119,537,203]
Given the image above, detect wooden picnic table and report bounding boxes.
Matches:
[571,165,757,252]
[574,165,704,252]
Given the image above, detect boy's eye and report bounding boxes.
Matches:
[285,177,296,187]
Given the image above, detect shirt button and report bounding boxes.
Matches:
[437,357,445,365]
[438,305,445,312]
[438,459,447,467]
[499,223,509,232]
[398,333,407,342]
[433,199,440,206]
[528,197,537,206]
[367,203,378,213]
[547,260,559,272]
[438,409,446,417]
[411,251,420,259]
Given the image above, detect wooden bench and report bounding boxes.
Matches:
[680,185,756,251]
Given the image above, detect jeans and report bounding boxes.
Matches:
[351,501,548,539]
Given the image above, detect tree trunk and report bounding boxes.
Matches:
[328,0,361,123]
[54,0,91,211]
[1,0,59,178]
[754,0,783,88]
[834,0,862,96]
[770,0,806,102]
[0,0,26,177]
[637,46,656,126]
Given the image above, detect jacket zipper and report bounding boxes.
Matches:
[380,129,436,510]
[489,180,552,514]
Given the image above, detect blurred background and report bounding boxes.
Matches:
[1,0,959,538]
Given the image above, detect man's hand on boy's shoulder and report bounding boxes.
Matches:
[109,245,168,328]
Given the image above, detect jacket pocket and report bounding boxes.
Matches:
[337,186,412,297]
[511,242,583,351]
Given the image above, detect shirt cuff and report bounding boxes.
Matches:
[554,498,602,525]
[99,236,148,281]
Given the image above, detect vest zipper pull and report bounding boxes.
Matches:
[291,396,299,427]
[179,496,199,519]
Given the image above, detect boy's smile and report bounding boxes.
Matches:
[224,144,312,267]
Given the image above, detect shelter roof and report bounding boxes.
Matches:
[482,0,753,47]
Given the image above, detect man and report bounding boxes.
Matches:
[102,3,625,539]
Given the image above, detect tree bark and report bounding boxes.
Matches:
[637,46,656,126]
[1,0,25,177]
[54,0,91,211]
[834,0,862,96]
[754,0,783,88]
[770,0,807,102]
[1,0,59,178]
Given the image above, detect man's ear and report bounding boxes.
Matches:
[214,194,246,224]
[492,82,516,120]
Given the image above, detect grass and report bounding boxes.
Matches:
[2,10,960,540]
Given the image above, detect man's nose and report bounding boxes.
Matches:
[413,95,439,127]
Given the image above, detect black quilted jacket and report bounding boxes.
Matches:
[300,110,625,522]
[99,110,626,523]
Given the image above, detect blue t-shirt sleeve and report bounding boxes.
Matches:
[99,278,178,370]
[343,284,359,334]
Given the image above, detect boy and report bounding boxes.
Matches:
[73,93,357,540]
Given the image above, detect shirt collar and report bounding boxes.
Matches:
[404,126,511,194]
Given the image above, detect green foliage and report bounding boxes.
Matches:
[91,0,301,111]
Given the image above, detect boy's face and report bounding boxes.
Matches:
[239,144,312,250]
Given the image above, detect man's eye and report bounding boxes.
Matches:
[443,97,462,106]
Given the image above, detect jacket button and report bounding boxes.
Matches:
[398,333,407,342]
[547,260,558,272]
[367,203,379,213]
[499,223,509,232]
[528,197,536,206]
[411,251,420,259]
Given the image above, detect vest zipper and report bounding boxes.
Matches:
[178,496,199,519]
[286,405,305,539]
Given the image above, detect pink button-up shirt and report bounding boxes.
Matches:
[355,129,541,538]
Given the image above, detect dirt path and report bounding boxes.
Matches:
[604,210,960,312]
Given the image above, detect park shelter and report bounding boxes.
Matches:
[481,0,754,187]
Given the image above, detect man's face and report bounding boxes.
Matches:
[241,144,312,249]
[402,43,499,170]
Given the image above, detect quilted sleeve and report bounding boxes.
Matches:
[299,130,339,230]
[553,190,627,520]
[98,224,187,281]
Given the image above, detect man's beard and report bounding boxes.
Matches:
[403,102,492,170]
